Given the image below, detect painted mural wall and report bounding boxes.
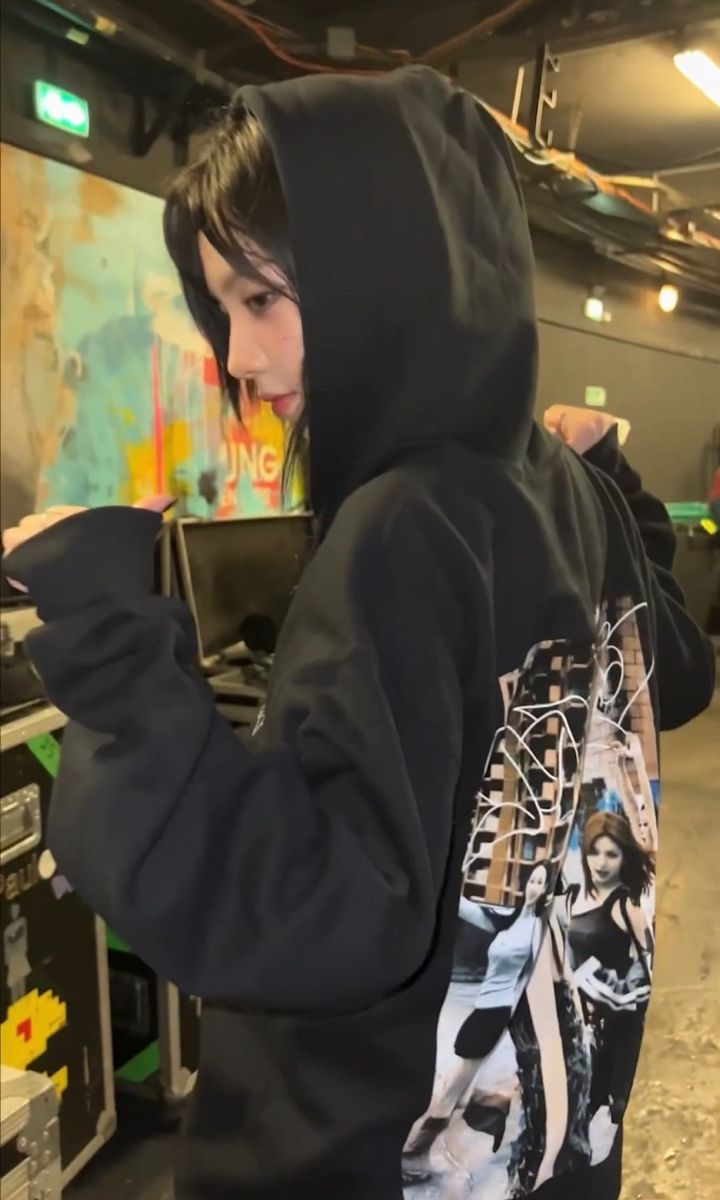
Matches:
[0,143,287,529]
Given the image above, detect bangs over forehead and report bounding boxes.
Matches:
[164,118,291,282]
[165,108,292,278]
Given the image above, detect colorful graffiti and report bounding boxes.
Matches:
[0,143,288,528]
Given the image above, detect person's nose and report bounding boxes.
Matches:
[226,316,269,384]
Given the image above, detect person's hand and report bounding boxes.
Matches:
[2,496,174,592]
[543,405,625,455]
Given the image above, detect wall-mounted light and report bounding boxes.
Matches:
[658,283,680,313]
[674,50,720,108]
[583,287,611,323]
[583,296,604,322]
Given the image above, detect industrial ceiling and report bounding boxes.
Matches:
[4,0,720,299]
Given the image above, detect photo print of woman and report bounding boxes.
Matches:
[401,598,659,1200]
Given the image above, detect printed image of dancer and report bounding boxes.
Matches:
[403,862,551,1184]
[566,811,655,1124]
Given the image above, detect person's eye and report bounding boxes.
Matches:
[246,290,278,315]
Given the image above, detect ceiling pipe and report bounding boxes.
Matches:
[24,0,244,92]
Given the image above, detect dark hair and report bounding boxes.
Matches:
[163,101,307,504]
[523,859,552,917]
[581,811,654,904]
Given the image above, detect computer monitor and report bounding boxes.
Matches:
[173,515,313,662]
[154,521,176,599]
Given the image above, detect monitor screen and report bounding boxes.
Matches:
[173,515,313,660]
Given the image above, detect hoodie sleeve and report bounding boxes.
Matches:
[583,427,715,730]
[3,490,471,1012]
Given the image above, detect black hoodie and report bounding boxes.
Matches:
[4,67,714,1200]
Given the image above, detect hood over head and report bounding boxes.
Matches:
[242,66,537,524]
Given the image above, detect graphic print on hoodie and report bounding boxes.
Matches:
[4,67,713,1200]
[402,598,659,1199]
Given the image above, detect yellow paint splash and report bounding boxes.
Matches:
[123,419,192,502]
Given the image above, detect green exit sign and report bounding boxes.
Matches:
[33,81,90,137]
[585,386,607,408]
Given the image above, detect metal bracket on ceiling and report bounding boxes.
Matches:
[130,77,194,157]
[529,43,559,149]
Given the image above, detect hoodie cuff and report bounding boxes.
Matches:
[2,507,162,621]
[582,425,641,497]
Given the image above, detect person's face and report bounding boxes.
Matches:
[587,836,623,889]
[199,233,305,425]
[525,866,547,907]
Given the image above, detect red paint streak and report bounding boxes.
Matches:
[203,355,220,387]
[151,341,163,493]
[226,422,252,447]
[17,1018,32,1043]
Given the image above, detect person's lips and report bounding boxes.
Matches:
[263,393,299,420]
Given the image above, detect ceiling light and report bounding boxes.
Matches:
[658,284,679,313]
[674,50,720,108]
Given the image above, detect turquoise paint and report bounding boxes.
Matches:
[43,317,157,505]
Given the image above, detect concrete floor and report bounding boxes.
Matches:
[621,694,720,1200]
[67,697,720,1200]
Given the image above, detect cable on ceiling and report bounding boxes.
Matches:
[579,146,720,175]
[420,0,542,66]
[192,0,717,267]
[202,0,403,74]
